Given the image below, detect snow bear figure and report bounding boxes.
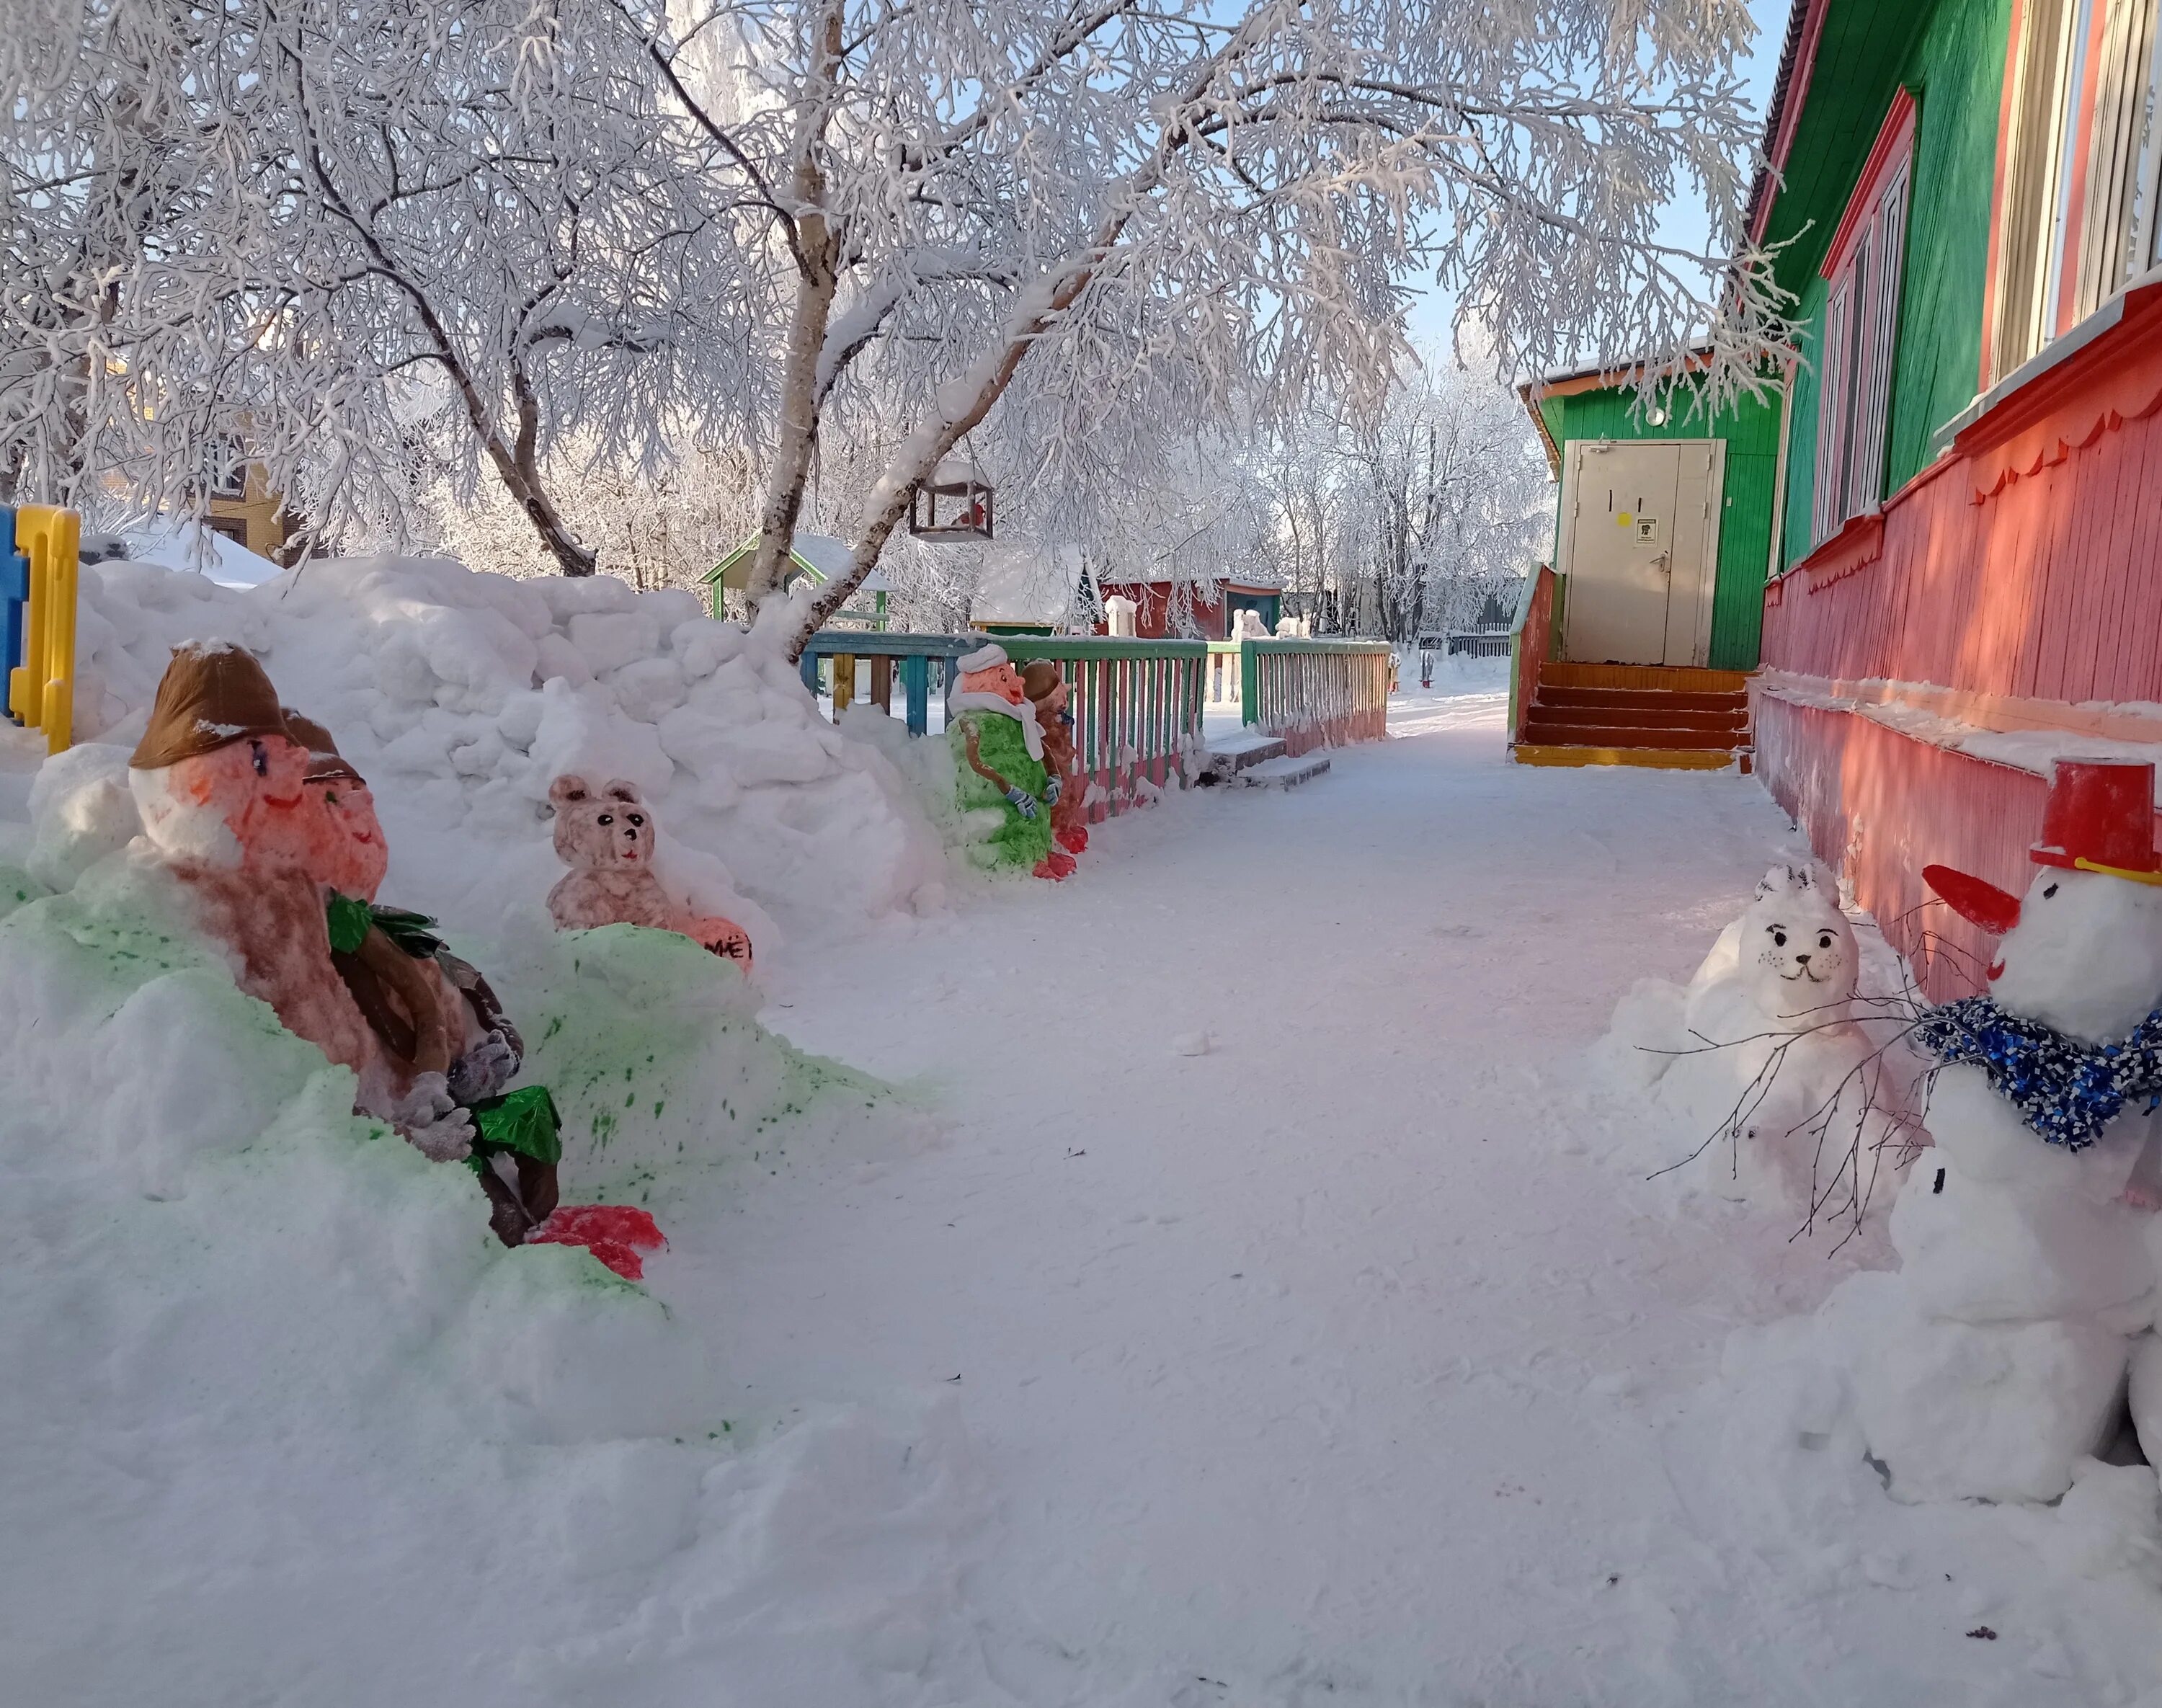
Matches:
[1652,866,1885,1208]
[546,775,753,970]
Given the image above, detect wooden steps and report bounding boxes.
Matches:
[1234,752,1331,789]
[1515,665,1752,772]
[1198,731,1288,782]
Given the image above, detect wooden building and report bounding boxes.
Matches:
[1747,0,2162,998]
[1093,576,1283,640]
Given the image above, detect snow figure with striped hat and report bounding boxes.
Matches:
[1825,759,2162,1503]
[948,642,1054,875]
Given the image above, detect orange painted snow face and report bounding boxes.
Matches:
[163,734,318,871]
[308,775,390,900]
[959,662,1028,706]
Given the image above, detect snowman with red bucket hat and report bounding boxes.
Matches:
[1818,758,2162,1503]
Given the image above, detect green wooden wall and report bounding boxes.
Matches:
[1538,383,1784,671]
[1771,0,2014,571]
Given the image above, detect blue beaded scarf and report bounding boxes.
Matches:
[1912,995,2162,1152]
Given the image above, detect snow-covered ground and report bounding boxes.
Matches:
[12,650,2162,1705]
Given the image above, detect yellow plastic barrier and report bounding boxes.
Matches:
[7,504,80,755]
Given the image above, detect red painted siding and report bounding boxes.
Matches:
[1762,277,2162,700]
[1757,279,2162,997]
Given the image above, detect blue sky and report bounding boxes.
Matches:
[1404,1,1787,352]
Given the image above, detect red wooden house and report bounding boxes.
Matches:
[1093,576,1284,640]
[1749,0,2162,999]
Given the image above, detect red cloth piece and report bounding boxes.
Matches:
[528,1205,667,1280]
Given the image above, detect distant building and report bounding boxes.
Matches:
[703,531,889,628]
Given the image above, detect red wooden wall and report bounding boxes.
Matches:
[1756,278,2162,1000]
[1762,276,2162,699]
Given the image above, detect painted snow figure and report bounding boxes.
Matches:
[1830,759,2162,1503]
[126,644,471,1157]
[1022,660,1085,873]
[948,643,1053,874]
[1637,866,1898,1209]
[546,775,752,970]
[285,709,388,901]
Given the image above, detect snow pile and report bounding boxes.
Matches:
[1593,865,1926,1218]
[0,841,1002,1702]
[38,554,948,947]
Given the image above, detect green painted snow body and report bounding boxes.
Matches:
[0,863,51,925]
[497,920,895,1208]
[951,708,1051,871]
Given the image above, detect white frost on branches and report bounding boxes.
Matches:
[6,0,1789,634]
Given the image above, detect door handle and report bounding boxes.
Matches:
[1652,551,1671,575]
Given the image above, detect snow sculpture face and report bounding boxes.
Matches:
[1737,866,1858,1025]
[959,663,1028,707]
[550,775,655,872]
[1991,866,2162,1042]
[309,776,388,900]
[131,734,313,871]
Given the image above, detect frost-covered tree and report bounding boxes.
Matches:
[635,0,1788,652]
[2,1,765,572]
[1330,362,1552,641]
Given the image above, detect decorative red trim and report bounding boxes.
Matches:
[1821,89,1919,280]
[1751,0,1835,245]
[1959,277,2162,502]
[1797,509,1887,592]
[1979,0,2030,387]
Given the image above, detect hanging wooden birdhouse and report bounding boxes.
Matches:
[908,453,995,542]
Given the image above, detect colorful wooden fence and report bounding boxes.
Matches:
[1238,638,1392,756]
[1204,640,1242,713]
[798,631,979,734]
[4,503,79,755]
[1001,636,1208,822]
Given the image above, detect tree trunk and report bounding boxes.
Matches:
[745,0,848,612]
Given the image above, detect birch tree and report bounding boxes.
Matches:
[3,1,766,571]
[631,0,1789,654]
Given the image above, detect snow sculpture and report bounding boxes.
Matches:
[1021,660,1084,874]
[1104,596,1139,637]
[1230,609,1270,641]
[946,644,1055,876]
[1629,866,1898,1209]
[1837,760,2162,1502]
[546,775,754,969]
[126,642,472,1157]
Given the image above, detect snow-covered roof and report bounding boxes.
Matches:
[708,530,887,594]
[117,521,285,589]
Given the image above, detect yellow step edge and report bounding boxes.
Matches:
[1510,743,1743,771]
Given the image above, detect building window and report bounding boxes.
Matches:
[1812,92,1916,546]
[1989,0,2162,383]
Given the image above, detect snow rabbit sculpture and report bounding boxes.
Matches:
[546,775,753,969]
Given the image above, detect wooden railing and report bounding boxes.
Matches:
[798,631,979,734]
[1204,640,1242,711]
[1001,637,1207,821]
[799,631,1207,822]
[1239,638,1393,756]
[1508,565,1558,747]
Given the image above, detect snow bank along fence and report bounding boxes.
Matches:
[1237,638,1392,756]
[1507,565,1559,746]
[4,503,79,755]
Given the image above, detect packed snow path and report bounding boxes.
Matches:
[710,684,2026,1704]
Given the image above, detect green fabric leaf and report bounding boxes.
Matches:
[368,903,444,959]
[324,890,373,956]
[469,1085,563,1165]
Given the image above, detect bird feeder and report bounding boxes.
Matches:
[908,453,995,542]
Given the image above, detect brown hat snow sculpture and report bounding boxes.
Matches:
[128,644,472,1159]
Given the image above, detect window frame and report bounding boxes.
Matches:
[1811,89,1917,548]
